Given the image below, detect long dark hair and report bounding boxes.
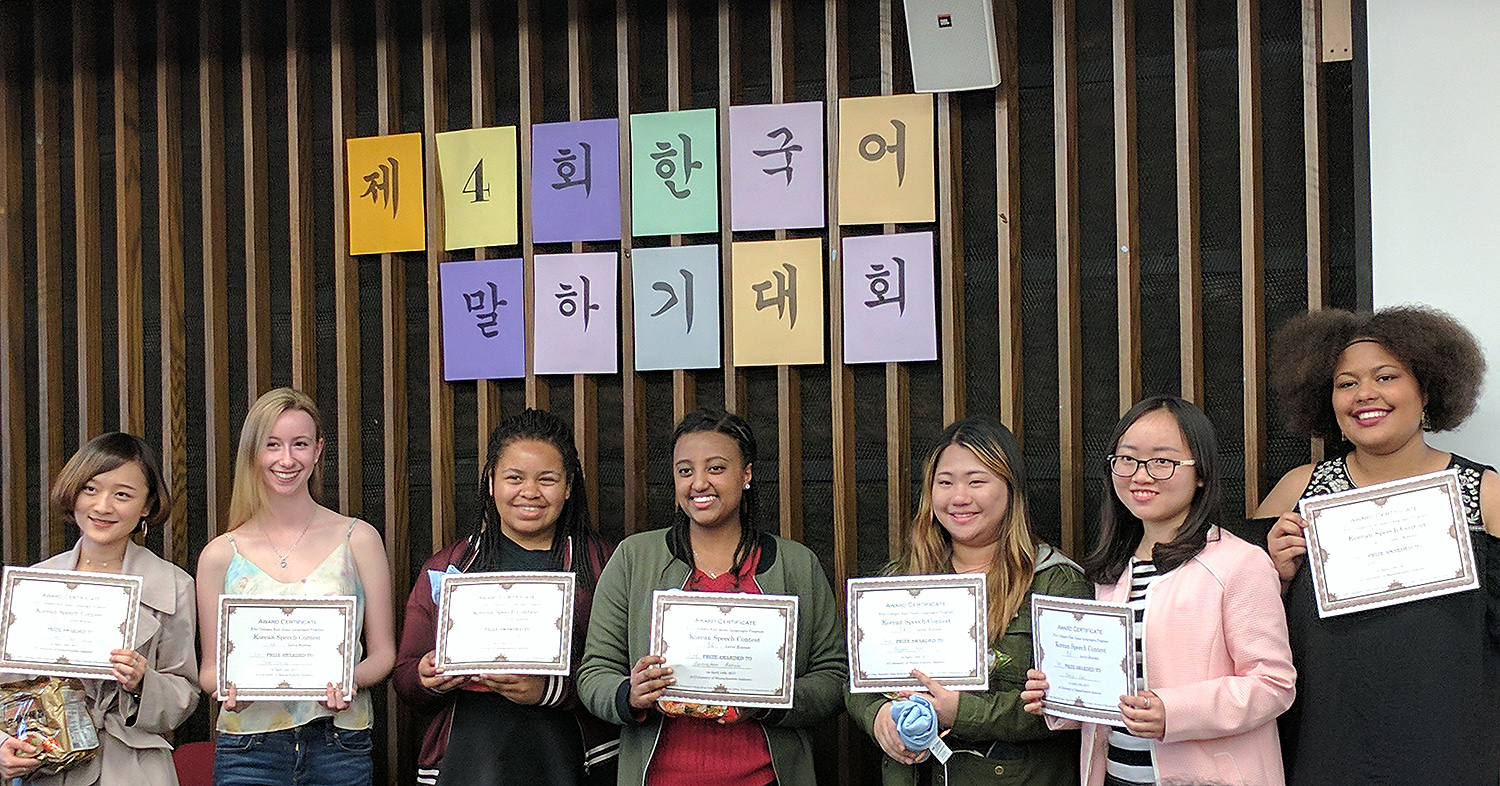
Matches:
[1082,395,1222,585]
[670,408,760,576]
[463,409,603,590]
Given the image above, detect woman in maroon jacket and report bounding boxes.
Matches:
[394,409,618,786]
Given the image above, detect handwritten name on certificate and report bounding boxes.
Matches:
[846,574,988,693]
[649,590,799,710]
[0,567,142,680]
[435,571,576,675]
[1301,468,1479,618]
[1030,595,1134,727]
[217,595,359,702]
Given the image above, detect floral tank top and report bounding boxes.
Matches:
[216,520,373,733]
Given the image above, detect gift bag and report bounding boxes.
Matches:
[0,676,100,775]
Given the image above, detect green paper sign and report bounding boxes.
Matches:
[630,109,719,236]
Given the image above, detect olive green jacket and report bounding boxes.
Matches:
[846,544,1091,786]
[578,528,847,786]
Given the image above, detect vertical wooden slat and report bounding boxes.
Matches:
[1303,0,1328,466]
[568,0,600,529]
[201,0,233,538]
[157,0,189,566]
[518,0,549,411]
[669,0,698,421]
[936,101,965,425]
[115,0,146,434]
[287,0,317,394]
[877,0,910,553]
[1320,0,1352,62]
[995,0,1023,431]
[423,0,457,554]
[1054,0,1084,558]
[73,0,104,446]
[471,0,503,459]
[1174,0,1204,403]
[718,4,744,418]
[0,2,28,564]
[35,4,67,557]
[1114,0,1142,412]
[242,0,271,399]
[1239,0,1267,513]
[331,0,362,517]
[618,0,648,535]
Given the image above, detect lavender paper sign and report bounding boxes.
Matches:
[439,258,525,381]
[729,102,825,231]
[842,232,937,364]
[531,119,622,243]
[534,252,619,375]
[632,245,721,371]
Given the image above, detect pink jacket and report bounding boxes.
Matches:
[1075,528,1296,786]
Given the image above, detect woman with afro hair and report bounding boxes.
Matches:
[1257,305,1500,786]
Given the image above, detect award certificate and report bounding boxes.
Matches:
[217,595,359,701]
[649,590,798,709]
[1030,595,1134,727]
[846,574,988,693]
[0,567,142,680]
[435,571,576,675]
[1300,468,1479,618]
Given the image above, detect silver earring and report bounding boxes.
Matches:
[743,483,750,490]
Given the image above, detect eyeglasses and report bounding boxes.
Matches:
[1106,454,1196,480]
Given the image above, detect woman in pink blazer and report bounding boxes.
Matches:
[1023,396,1295,786]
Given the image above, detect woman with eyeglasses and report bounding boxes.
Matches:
[1022,396,1295,786]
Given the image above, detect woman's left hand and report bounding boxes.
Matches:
[322,682,353,712]
[471,674,546,705]
[1119,691,1165,739]
[904,669,960,728]
[109,648,147,694]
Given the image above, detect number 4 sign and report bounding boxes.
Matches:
[435,127,520,250]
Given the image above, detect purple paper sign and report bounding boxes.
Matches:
[729,102,825,231]
[440,258,526,380]
[533,252,619,375]
[531,119,622,243]
[842,232,938,364]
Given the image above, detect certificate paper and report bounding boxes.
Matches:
[0,567,142,679]
[435,571,576,675]
[1300,468,1479,618]
[649,590,798,709]
[846,574,989,693]
[1030,595,1134,727]
[218,595,359,702]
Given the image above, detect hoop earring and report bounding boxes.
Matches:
[138,518,148,541]
[1422,408,1433,431]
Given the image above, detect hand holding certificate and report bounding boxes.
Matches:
[649,590,798,710]
[846,575,989,693]
[434,571,576,675]
[217,595,358,702]
[0,567,143,680]
[1030,595,1135,727]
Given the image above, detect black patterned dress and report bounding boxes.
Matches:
[1280,454,1500,786]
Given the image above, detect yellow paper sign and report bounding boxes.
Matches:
[435,127,519,250]
[731,238,825,367]
[836,93,935,225]
[346,132,426,255]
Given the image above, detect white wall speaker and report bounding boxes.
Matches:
[902,0,1002,93]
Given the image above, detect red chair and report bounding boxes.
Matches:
[172,740,215,786]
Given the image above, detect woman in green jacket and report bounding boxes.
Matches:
[847,416,1091,786]
[577,408,846,786]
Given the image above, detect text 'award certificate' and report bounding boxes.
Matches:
[1300,468,1478,618]
[846,574,988,693]
[1030,595,1134,727]
[649,590,798,709]
[0,567,142,680]
[217,595,359,702]
[435,571,576,675]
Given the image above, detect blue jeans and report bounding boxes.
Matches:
[213,718,374,786]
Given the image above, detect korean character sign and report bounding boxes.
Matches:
[439,258,525,381]
[531,119,622,243]
[841,232,938,364]
[728,102,824,231]
[434,127,519,250]
[346,133,427,254]
[631,245,721,371]
[836,94,936,225]
[731,238,825,367]
[630,109,719,237]
[533,253,619,375]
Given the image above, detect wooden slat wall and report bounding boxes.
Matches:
[0,0,1349,782]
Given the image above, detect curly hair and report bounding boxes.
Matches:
[1269,305,1485,441]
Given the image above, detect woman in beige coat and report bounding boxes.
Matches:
[0,433,200,785]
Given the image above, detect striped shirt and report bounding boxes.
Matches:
[1105,558,1159,785]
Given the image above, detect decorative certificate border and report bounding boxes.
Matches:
[434,571,576,676]
[1031,594,1134,727]
[846,574,988,693]
[649,590,799,709]
[217,595,358,701]
[1301,468,1478,618]
[0,567,142,679]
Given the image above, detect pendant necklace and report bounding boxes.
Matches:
[264,518,314,569]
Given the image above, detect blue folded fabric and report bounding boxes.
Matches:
[428,565,462,605]
[891,694,939,752]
